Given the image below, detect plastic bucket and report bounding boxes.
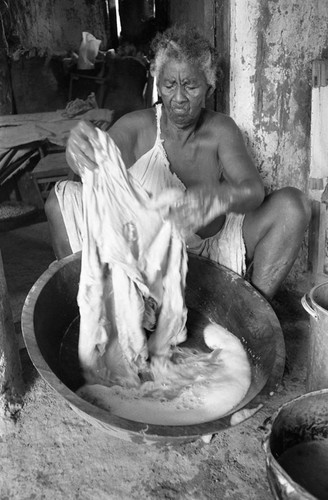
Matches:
[302,282,328,392]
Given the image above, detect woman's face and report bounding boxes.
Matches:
[157,59,211,128]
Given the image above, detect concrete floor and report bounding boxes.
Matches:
[0,219,312,499]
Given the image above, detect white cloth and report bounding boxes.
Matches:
[55,180,84,253]
[128,104,186,198]
[76,129,187,385]
[187,213,246,276]
[56,177,246,277]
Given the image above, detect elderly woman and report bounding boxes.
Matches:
[45,25,310,301]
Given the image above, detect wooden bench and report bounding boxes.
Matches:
[17,152,70,209]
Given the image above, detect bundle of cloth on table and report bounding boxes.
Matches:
[0,95,114,186]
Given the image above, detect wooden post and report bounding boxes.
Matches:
[0,14,13,115]
[215,0,231,114]
[0,251,24,423]
[307,199,327,285]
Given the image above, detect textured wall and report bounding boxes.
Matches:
[230,0,328,193]
[13,0,109,54]
[230,0,328,284]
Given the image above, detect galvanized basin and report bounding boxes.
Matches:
[21,252,285,445]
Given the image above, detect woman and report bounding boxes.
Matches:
[45,25,310,300]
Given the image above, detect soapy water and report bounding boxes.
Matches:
[76,322,252,426]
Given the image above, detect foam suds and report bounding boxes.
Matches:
[77,323,251,426]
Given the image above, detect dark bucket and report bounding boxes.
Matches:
[302,282,328,391]
[263,390,328,500]
[22,251,285,445]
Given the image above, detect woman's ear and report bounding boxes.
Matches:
[150,61,156,77]
[206,86,215,99]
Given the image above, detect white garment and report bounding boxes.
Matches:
[187,213,246,277]
[129,103,186,197]
[77,129,188,386]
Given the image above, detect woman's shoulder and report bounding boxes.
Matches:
[203,109,238,129]
[110,108,155,136]
[202,109,244,145]
[108,108,156,167]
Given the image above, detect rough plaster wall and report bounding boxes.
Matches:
[15,0,108,54]
[230,0,328,193]
[230,0,328,285]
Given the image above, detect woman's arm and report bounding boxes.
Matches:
[166,116,265,237]
[215,115,264,214]
[65,111,145,175]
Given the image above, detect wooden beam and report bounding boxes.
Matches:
[215,0,230,114]
[308,200,328,285]
[167,0,231,113]
[0,16,13,115]
[0,251,24,421]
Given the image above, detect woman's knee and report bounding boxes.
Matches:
[268,187,311,228]
[44,186,73,259]
[44,187,60,222]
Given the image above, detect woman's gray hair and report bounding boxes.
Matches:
[151,25,218,89]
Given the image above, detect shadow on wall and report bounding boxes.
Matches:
[10,54,69,114]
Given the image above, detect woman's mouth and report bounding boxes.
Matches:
[172,106,188,115]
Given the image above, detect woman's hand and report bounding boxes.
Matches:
[171,187,229,236]
[150,186,229,238]
[66,120,98,175]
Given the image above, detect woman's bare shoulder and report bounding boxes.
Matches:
[108,108,156,166]
[109,108,155,137]
[203,110,245,149]
[203,109,238,130]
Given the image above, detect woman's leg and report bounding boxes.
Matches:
[243,187,311,300]
[45,187,74,260]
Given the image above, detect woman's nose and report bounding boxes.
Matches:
[174,85,187,103]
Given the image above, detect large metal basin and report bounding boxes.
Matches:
[21,252,285,445]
